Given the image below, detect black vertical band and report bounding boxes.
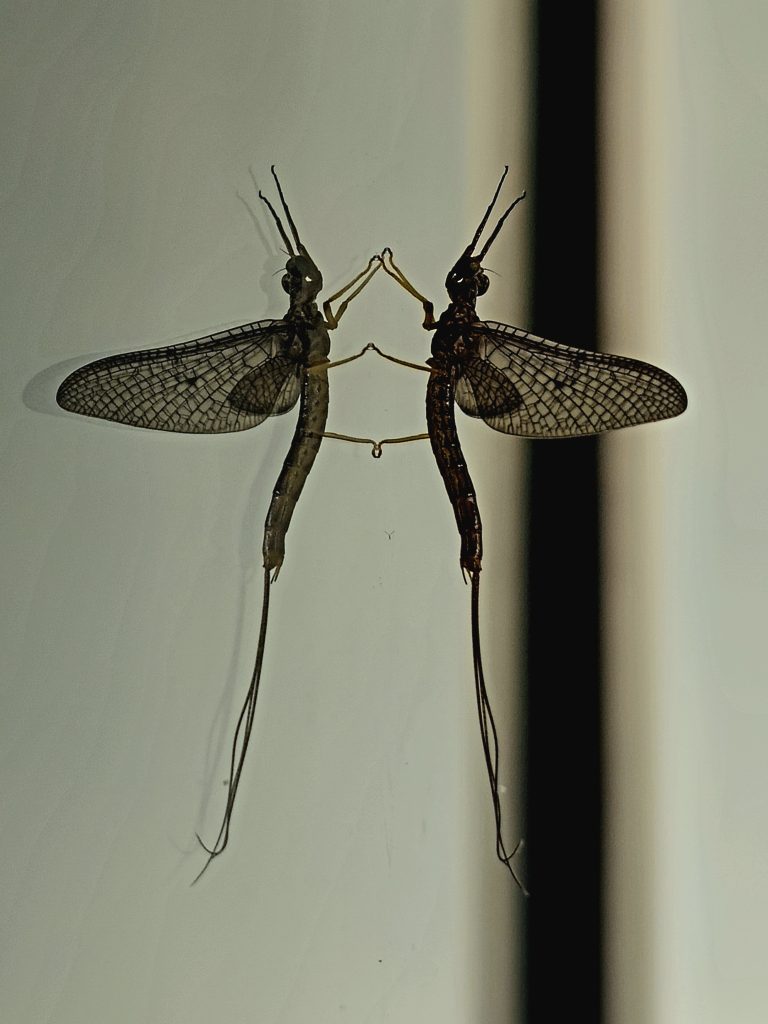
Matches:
[523,2,604,1020]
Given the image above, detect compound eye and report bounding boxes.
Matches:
[476,273,490,296]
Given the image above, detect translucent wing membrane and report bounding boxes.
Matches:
[227,354,302,416]
[56,320,300,433]
[455,321,688,437]
[455,357,523,418]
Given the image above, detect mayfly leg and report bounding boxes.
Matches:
[379,248,436,329]
[323,257,383,329]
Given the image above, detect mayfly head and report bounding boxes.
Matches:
[445,252,490,304]
[259,167,323,305]
[281,248,323,305]
[445,167,525,306]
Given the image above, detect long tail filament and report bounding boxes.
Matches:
[470,571,528,895]
[192,567,272,884]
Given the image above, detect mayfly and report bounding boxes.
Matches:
[377,168,688,890]
[56,168,383,881]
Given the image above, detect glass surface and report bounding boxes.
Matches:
[0,2,530,1021]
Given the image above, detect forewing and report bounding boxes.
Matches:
[56,320,299,433]
[466,321,687,437]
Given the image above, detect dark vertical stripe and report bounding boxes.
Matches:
[523,2,604,1021]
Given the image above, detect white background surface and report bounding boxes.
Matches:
[0,2,529,1022]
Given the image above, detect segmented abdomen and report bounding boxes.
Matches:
[262,369,328,575]
[426,371,483,575]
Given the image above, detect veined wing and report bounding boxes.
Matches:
[453,356,523,418]
[227,353,302,417]
[56,320,301,433]
[455,321,688,437]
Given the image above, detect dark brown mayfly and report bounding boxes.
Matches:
[56,168,383,882]
[376,168,688,891]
